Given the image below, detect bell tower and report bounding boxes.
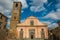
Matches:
[10,2,22,36]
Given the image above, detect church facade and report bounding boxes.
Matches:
[17,16,48,40]
[10,1,48,40]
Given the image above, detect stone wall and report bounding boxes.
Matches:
[0,29,8,40]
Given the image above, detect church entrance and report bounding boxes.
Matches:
[29,29,35,40]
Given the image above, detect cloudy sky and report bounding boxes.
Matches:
[0,0,60,29]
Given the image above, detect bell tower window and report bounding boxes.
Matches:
[16,3,18,7]
[14,16,16,19]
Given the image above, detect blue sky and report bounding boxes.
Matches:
[0,0,60,29]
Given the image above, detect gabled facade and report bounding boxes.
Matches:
[16,16,48,40]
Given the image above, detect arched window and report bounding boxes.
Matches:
[20,29,23,39]
[15,3,18,7]
[14,16,16,19]
[41,29,45,39]
[30,20,34,26]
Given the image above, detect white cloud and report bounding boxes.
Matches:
[21,20,25,23]
[8,21,10,25]
[45,13,58,19]
[6,18,10,29]
[21,10,24,13]
[56,9,60,18]
[0,0,13,16]
[30,0,47,12]
[41,21,58,30]
[30,6,45,12]
[0,5,4,13]
[48,23,58,29]
[0,0,13,10]
[43,21,51,25]
[42,0,47,3]
[0,0,28,15]
[42,9,60,29]
[44,10,60,19]
[8,15,11,18]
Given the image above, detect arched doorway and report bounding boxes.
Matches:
[29,29,35,40]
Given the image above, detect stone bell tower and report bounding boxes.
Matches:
[10,2,22,37]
